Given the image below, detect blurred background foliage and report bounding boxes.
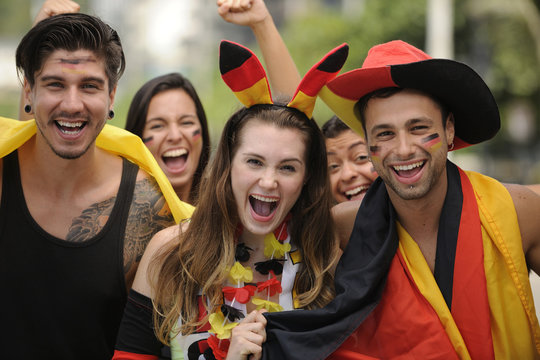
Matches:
[0,0,539,183]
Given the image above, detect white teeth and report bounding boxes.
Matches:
[251,194,278,203]
[163,149,187,157]
[345,185,369,196]
[393,161,423,171]
[57,121,83,128]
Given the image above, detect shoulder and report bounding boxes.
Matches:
[503,183,540,268]
[131,225,182,297]
[332,200,361,250]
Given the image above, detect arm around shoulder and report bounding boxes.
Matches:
[505,184,540,274]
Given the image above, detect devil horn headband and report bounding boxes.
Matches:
[219,40,349,119]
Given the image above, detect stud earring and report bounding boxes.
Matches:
[108,110,115,119]
[24,105,32,114]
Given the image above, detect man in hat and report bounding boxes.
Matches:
[0,12,193,359]
[262,40,540,359]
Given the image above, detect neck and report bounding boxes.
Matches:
[389,169,448,238]
[238,230,267,251]
[19,135,104,198]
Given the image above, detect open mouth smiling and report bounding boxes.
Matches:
[392,161,425,178]
[55,120,86,135]
[249,194,279,217]
[162,148,188,170]
[344,185,370,200]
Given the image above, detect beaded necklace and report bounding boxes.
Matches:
[206,215,292,359]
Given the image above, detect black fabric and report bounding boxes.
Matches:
[115,289,163,355]
[262,161,462,360]
[0,151,138,359]
[219,40,253,75]
[262,176,398,360]
[433,162,462,309]
[316,44,349,73]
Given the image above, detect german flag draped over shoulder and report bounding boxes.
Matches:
[262,161,540,360]
[0,116,194,222]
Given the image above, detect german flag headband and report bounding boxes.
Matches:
[219,40,349,119]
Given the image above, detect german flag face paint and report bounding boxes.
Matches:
[142,136,153,144]
[421,133,442,153]
[192,129,202,144]
[369,145,381,163]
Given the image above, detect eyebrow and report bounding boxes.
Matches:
[243,152,304,164]
[40,75,106,86]
[370,117,433,134]
[147,114,197,122]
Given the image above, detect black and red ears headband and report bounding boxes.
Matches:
[219,40,349,119]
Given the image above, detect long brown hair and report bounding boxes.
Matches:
[152,104,338,343]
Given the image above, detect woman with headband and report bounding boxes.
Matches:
[113,41,349,360]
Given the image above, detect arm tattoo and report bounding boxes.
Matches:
[123,177,175,279]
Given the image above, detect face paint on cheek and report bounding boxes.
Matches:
[421,133,442,153]
[192,129,202,144]
[369,145,381,163]
[142,136,154,144]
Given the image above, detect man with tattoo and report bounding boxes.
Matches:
[0,12,193,360]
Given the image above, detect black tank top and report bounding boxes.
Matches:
[0,151,138,359]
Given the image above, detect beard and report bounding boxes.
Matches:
[376,153,447,201]
[35,111,100,160]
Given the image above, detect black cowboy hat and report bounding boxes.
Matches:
[319,40,500,150]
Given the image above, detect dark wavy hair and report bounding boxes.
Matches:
[321,115,352,139]
[15,13,125,93]
[125,73,211,203]
[152,103,339,342]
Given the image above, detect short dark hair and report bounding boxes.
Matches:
[125,72,211,204]
[15,13,125,93]
[321,115,352,139]
[354,87,450,138]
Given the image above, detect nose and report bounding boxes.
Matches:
[167,124,184,142]
[395,132,415,159]
[61,86,84,113]
[340,161,357,182]
[259,169,278,190]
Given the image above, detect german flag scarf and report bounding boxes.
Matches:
[262,161,540,359]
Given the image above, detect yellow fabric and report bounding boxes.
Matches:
[0,116,194,223]
[397,223,471,359]
[234,78,272,108]
[318,85,364,137]
[287,90,316,119]
[397,170,540,359]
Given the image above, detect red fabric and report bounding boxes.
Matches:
[451,169,494,359]
[222,285,256,304]
[221,55,266,92]
[197,295,211,332]
[257,272,282,296]
[330,169,494,359]
[112,350,158,360]
[329,253,460,360]
[207,335,230,360]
